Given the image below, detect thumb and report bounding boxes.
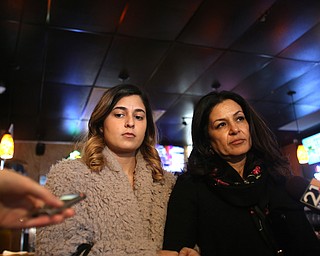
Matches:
[178,247,199,256]
[178,247,189,256]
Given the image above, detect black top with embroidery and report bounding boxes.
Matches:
[163,151,320,256]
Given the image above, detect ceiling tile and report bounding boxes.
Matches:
[45,29,112,85]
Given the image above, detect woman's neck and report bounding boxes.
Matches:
[226,154,247,178]
[112,152,137,187]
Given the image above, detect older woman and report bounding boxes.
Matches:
[163,90,320,256]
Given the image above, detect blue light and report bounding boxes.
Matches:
[62,119,82,136]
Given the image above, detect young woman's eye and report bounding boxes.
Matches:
[114,113,124,118]
[135,115,144,121]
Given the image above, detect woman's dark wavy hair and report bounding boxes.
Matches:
[188,90,292,177]
[80,84,164,181]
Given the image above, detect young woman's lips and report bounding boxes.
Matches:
[123,133,135,138]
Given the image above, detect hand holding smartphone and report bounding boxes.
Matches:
[31,193,86,217]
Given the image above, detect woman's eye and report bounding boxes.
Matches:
[135,115,144,121]
[216,122,225,129]
[114,113,124,118]
[237,116,245,121]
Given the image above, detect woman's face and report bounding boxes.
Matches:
[208,99,252,161]
[103,95,147,155]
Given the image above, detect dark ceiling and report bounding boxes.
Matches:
[1,0,320,147]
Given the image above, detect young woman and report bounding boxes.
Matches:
[163,90,320,256]
[36,84,197,256]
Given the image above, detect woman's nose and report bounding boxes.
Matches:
[125,116,135,128]
[229,123,239,134]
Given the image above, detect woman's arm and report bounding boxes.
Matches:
[36,160,92,255]
[163,174,199,251]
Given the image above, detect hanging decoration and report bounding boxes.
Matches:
[0,133,14,160]
[296,144,309,164]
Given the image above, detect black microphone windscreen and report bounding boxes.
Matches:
[286,176,320,212]
[285,176,310,200]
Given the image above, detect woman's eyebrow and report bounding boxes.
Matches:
[112,106,146,113]
[112,106,126,111]
[212,110,243,123]
[233,110,244,116]
[134,108,146,114]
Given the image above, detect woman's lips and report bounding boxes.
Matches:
[122,133,135,138]
[230,139,245,145]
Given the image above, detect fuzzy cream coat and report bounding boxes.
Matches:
[36,147,176,256]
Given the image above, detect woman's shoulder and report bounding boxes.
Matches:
[176,171,201,182]
[162,170,177,187]
[172,172,206,192]
[49,158,88,174]
[45,159,90,191]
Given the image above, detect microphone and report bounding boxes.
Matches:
[285,176,320,212]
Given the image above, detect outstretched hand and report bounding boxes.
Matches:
[0,169,75,229]
[158,248,200,256]
[178,247,200,256]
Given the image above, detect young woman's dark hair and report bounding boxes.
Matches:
[188,90,292,177]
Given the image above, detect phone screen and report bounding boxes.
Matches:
[59,193,86,209]
[31,193,86,217]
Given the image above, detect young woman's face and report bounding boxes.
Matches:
[208,99,252,161]
[103,95,147,155]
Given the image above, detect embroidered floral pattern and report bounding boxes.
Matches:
[245,165,262,184]
[210,165,262,186]
[252,165,262,175]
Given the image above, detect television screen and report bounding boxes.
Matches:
[156,144,186,173]
[302,132,320,165]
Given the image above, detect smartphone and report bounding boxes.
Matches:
[31,193,86,217]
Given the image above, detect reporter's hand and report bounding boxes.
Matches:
[179,247,200,256]
[157,250,178,256]
[157,247,200,256]
[0,169,75,229]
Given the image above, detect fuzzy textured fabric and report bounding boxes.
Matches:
[36,147,176,256]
